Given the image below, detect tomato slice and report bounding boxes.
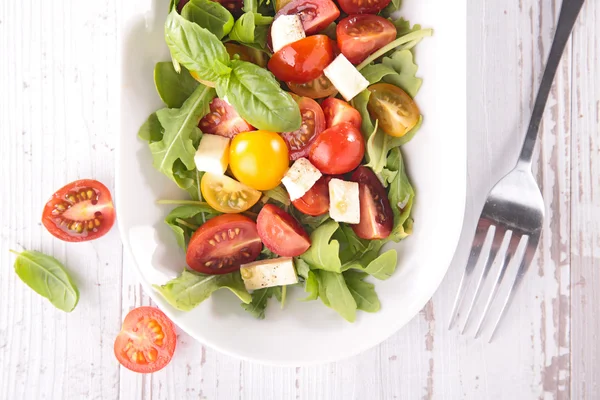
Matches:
[286,74,337,99]
[275,0,340,35]
[257,204,311,257]
[41,179,115,242]
[292,176,332,216]
[350,166,393,239]
[186,214,262,274]
[114,307,176,373]
[309,122,365,175]
[199,98,255,139]
[201,173,262,213]
[337,15,397,65]
[337,0,391,15]
[321,98,362,129]
[282,97,326,161]
[268,36,334,84]
[367,83,420,137]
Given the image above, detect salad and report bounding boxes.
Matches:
[138,0,432,322]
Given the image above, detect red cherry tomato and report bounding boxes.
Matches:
[257,204,311,257]
[199,98,255,138]
[186,214,262,274]
[268,36,334,84]
[41,179,115,242]
[337,15,397,64]
[309,122,365,175]
[337,0,391,15]
[282,97,326,160]
[321,98,362,129]
[275,0,340,35]
[114,307,177,373]
[350,166,394,239]
[286,75,338,99]
[292,176,332,216]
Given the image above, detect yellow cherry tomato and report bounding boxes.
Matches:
[201,173,261,213]
[367,83,420,138]
[229,131,289,191]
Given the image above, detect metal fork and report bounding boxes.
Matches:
[448,0,585,341]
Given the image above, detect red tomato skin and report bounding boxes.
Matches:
[268,36,334,84]
[292,176,332,216]
[337,0,391,15]
[321,98,362,129]
[337,15,397,64]
[309,122,365,175]
[282,97,326,160]
[199,98,255,138]
[350,166,394,239]
[275,0,340,35]
[257,205,311,257]
[186,214,262,274]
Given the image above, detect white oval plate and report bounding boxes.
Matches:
[117,0,466,366]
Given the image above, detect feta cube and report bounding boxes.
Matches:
[328,178,360,224]
[240,257,298,291]
[271,14,306,53]
[323,54,370,101]
[194,134,230,175]
[281,158,322,201]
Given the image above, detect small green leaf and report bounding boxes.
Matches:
[295,258,311,279]
[301,271,319,301]
[263,185,290,206]
[164,204,221,250]
[182,0,234,40]
[386,147,415,242]
[138,112,163,143]
[241,287,280,319]
[229,12,273,50]
[300,221,342,273]
[154,62,199,108]
[360,64,396,85]
[344,270,381,313]
[381,50,422,98]
[319,271,357,322]
[364,249,398,280]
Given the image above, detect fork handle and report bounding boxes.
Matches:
[518,0,585,168]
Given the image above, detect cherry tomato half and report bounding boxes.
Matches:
[268,36,334,84]
[41,179,115,242]
[199,98,255,138]
[350,166,393,239]
[275,0,340,35]
[337,0,390,15]
[309,122,365,175]
[282,96,326,161]
[292,176,332,216]
[337,15,397,65]
[286,74,337,99]
[257,204,311,257]
[321,98,362,129]
[201,173,262,213]
[367,83,420,137]
[186,214,262,274]
[114,307,176,373]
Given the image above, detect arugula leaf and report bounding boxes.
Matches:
[165,10,231,83]
[216,60,301,132]
[356,29,433,71]
[149,85,215,193]
[380,0,401,18]
[181,0,234,39]
[386,147,415,242]
[302,271,319,301]
[263,185,290,206]
[381,50,422,97]
[391,17,422,38]
[363,249,398,280]
[241,287,281,319]
[11,250,79,313]
[229,12,273,50]
[322,22,337,40]
[154,62,199,108]
[165,204,221,250]
[300,221,342,273]
[295,258,311,279]
[138,112,163,143]
[344,270,381,312]
[259,247,279,260]
[292,209,331,232]
[319,271,357,322]
[155,269,251,311]
[360,64,396,85]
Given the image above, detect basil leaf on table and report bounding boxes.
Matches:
[181,0,234,40]
[229,12,273,50]
[11,250,79,312]
[164,204,221,250]
[155,269,251,311]
[165,10,231,83]
[241,287,281,319]
[216,60,301,132]
[386,147,415,242]
[318,270,357,322]
[299,221,342,273]
[154,62,199,108]
[343,270,381,313]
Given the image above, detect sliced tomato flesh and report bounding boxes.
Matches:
[275,0,340,35]
[257,204,311,257]
[199,98,255,139]
[282,96,326,160]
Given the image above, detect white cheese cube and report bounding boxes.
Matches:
[240,257,298,291]
[194,134,230,175]
[271,14,306,53]
[281,158,322,201]
[323,54,370,101]
[328,178,360,224]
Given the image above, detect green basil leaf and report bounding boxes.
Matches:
[11,250,79,313]
[343,270,381,313]
[319,271,357,322]
[299,221,342,273]
[154,62,199,108]
[241,287,280,319]
[155,270,251,311]
[165,204,221,250]
[217,60,301,132]
[243,0,257,13]
[229,12,273,50]
[138,112,163,143]
[360,64,396,85]
[182,0,234,39]
[165,10,231,83]
[381,50,422,97]
[386,147,415,242]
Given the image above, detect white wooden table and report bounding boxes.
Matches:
[1,0,598,399]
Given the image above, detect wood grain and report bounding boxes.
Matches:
[0,0,598,399]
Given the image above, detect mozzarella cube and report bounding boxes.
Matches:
[323,54,370,101]
[240,257,298,291]
[281,158,322,201]
[328,178,360,224]
[194,134,230,175]
[271,14,306,53]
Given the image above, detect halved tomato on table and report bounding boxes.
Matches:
[201,173,261,213]
[282,96,325,160]
[275,0,340,35]
[42,179,115,242]
[309,122,365,175]
[321,98,362,129]
[199,98,255,138]
[337,0,391,15]
[350,166,393,240]
[337,15,397,65]
[367,83,420,137]
[257,204,311,257]
[114,307,176,373]
[292,176,332,216]
[268,35,334,84]
[186,214,262,274]
[287,74,337,99]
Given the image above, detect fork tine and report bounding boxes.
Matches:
[488,234,540,342]
[448,220,493,330]
[473,231,522,338]
[460,225,508,334]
